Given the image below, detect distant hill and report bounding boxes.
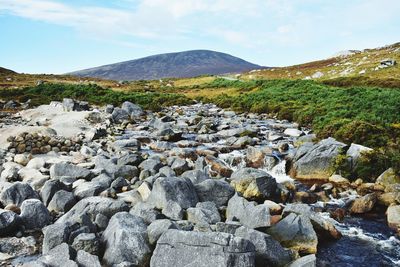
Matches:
[0,67,16,75]
[68,50,263,81]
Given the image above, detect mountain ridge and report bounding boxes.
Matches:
[68,50,263,81]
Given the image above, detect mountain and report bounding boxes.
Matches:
[0,67,17,75]
[69,50,262,81]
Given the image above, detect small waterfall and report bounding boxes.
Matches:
[267,160,293,183]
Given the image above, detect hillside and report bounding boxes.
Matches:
[241,42,400,84]
[0,67,16,75]
[68,50,262,81]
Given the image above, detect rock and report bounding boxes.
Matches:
[62,98,75,112]
[73,181,107,200]
[350,193,377,214]
[287,254,316,267]
[50,162,91,180]
[378,192,400,206]
[0,209,19,236]
[121,101,144,118]
[181,169,209,184]
[147,219,177,245]
[147,177,198,210]
[71,233,99,255]
[150,229,256,267]
[102,212,151,266]
[235,226,292,267]
[137,182,151,201]
[56,197,129,225]
[328,174,350,186]
[226,194,271,229]
[376,168,400,188]
[76,250,101,267]
[194,179,235,207]
[387,205,400,232]
[130,202,163,224]
[171,158,189,175]
[205,155,233,177]
[112,107,130,123]
[267,213,318,254]
[39,243,77,267]
[40,179,68,206]
[0,164,21,182]
[0,182,39,207]
[290,138,347,180]
[187,201,221,225]
[42,223,76,253]
[14,154,30,166]
[138,158,163,175]
[284,128,304,137]
[114,139,141,150]
[346,143,373,171]
[230,168,280,201]
[155,128,183,142]
[20,199,50,230]
[105,104,114,114]
[246,147,273,168]
[161,200,184,220]
[48,190,76,213]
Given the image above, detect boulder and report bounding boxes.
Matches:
[130,202,163,224]
[376,168,400,188]
[48,190,76,213]
[346,143,373,171]
[75,250,101,267]
[290,138,347,180]
[38,243,77,267]
[0,209,19,236]
[121,101,144,118]
[40,179,68,206]
[150,229,256,267]
[226,194,271,229]
[287,254,316,267]
[112,107,130,123]
[181,169,209,184]
[267,213,318,254]
[230,168,280,201]
[187,201,221,225]
[42,223,76,253]
[14,154,30,166]
[50,162,91,180]
[147,177,198,210]
[20,199,50,230]
[387,205,400,232]
[147,219,177,245]
[205,155,233,177]
[71,233,99,255]
[350,193,377,214]
[195,179,235,207]
[0,182,39,207]
[102,212,151,266]
[235,226,292,267]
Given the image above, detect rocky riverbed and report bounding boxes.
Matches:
[0,99,399,267]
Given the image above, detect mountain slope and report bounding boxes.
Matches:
[0,67,17,75]
[69,50,262,81]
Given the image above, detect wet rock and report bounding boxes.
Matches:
[290,138,347,180]
[50,162,91,180]
[226,194,271,229]
[150,229,256,267]
[147,219,177,245]
[102,212,151,266]
[267,213,318,254]
[171,157,190,175]
[205,155,233,177]
[0,182,39,207]
[147,177,198,210]
[48,190,76,213]
[195,179,235,207]
[287,254,316,267]
[0,209,19,236]
[230,168,280,202]
[235,226,292,267]
[350,193,377,214]
[20,199,50,230]
[387,205,400,232]
[187,201,221,225]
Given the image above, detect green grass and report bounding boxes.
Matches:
[0,83,193,111]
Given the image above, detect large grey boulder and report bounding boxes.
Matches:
[112,107,130,123]
[42,222,77,253]
[102,212,151,266]
[147,177,198,210]
[20,199,50,230]
[75,250,101,267]
[267,213,318,254]
[56,197,129,225]
[73,181,108,200]
[0,182,39,207]
[121,101,144,118]
[226,194,271,229]
[0,209,19,236]
[147,219,177,245]
[48,190,76,213]
[195,179,235,207]
[230,168,280,201]
[38,243,77,267]
[50,162,91,180]
[235,226,292,267]
[71,233,99,255]
[150,229,256,267]
[130,202,164,224]
[290,138,347,180]
[346,143,372,171]
[187,201,221,225]
[40,179,69,206]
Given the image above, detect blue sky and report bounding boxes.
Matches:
[0,0,399,74]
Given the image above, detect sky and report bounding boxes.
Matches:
[0,0,399,74]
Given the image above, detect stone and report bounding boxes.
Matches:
[42,223,76,253]
[346,143,373,171]
[76,250,101,267]
[267,213,318,254]
[150,229,256,267]
[114,139,141,150]
[73,181,108,200]
[147,177,198,210]
[376,168,400,188]
[39,243,77,267]
[195,179,235,207]
[350,193,377,214]
[102,212,151,266]
[290,138,347,180]
[40,179,68,206]
[0,182,39,207]
[112,107,130,123]
[387,205,400,232]
[328,174,350,186]
[130,202,163,224]
[205,155,233,177]
[171,158,190,175]
[48,190,76,213]
[56,197,129,225]
[147,219,177,245]
[287,254,317,267]
[50,162,91,180]
[137,182,151,201]
[20,199,50,230]
[121,101,144,118]
[230,168,280,201]
[71,233,99,255]
[181,169,209,184]
[62,98,76,112]
[226,194,271,229]
[14,154,30,166]
[284,128,304,137]
[187,201,221,225]
[235,226,292,267]
[161,200,184,220]
[138,158,163,175]
[0,209,19,236]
